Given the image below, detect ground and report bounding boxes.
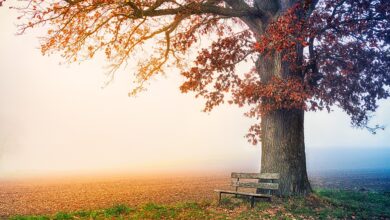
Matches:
[1,173,390,219]
[6,190,390,219]
[0,175,229,216]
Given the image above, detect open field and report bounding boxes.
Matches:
[309,169,390,192]
[1,170,390,218]
[7,190,390,219]
[0,174,230,217]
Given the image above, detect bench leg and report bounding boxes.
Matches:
[218,192,222,205]
[250,196,255,208]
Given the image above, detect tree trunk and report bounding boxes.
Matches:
[232,0,312,196]
[256,52,312,196]
[260,109,311,196]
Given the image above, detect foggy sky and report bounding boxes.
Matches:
[0,9,389,178]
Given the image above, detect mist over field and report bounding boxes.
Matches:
[306,147,390,171]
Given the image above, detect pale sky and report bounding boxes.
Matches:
[0,8,389,178]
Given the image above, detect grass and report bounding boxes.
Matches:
[316,189,390,219]
[9,189,390,220]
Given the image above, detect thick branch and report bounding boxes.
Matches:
[120,1,260,18]
[224,0,266,34]
[254,0,278,14]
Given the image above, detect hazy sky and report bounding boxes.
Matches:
[0,8,389,178]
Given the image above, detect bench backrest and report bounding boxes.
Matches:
[231,172,280,194]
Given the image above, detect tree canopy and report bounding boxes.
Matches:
[10,0,390,143]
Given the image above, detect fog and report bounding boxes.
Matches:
[1,8,389,179]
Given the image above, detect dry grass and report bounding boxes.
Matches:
[0,174,230,217]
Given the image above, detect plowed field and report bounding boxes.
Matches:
[0,174,230,217]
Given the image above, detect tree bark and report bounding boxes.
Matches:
[256,52,312,196]
[260,108,312,196]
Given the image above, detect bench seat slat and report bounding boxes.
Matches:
[214,190,272,198]
[231,172,280,179]
[231,181,279,190]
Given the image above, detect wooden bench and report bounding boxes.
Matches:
[214,172,280,208]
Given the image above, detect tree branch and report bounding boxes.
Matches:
[119,1,260,19]
[224,0,266,34]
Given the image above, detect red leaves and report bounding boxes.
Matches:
[179,31,253,112]
[246,124,261,145]
[180,67,203,93]
[232,76,311,116]
[254,2,310,64]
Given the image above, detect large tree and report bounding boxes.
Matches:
[9,0,390,195]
